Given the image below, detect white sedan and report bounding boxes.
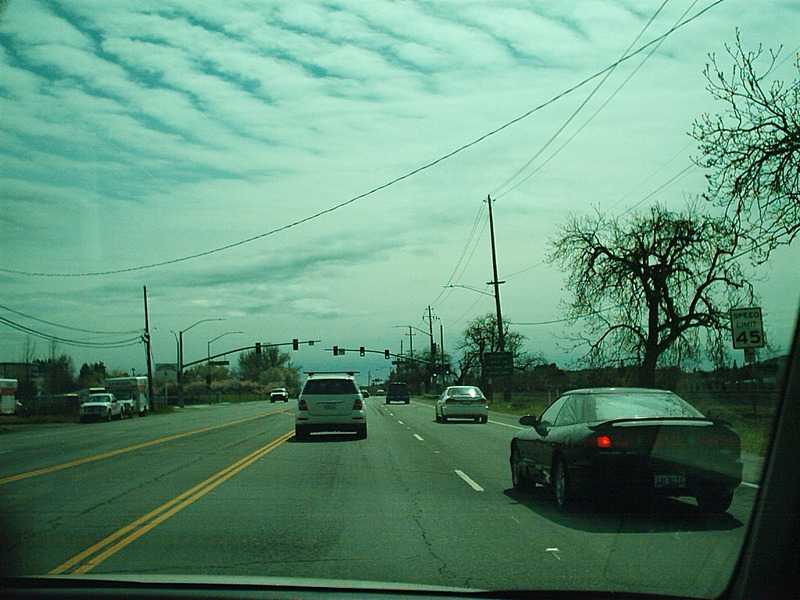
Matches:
[435,386,489,423]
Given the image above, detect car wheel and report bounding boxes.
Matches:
[696,491,734,514]
[553,457,574,510]
[481,415,488,423]
[106,412,112,422]
[511,445,534,492]
[295,426,309,441]
[356,425,367,439]
[405,399,409,404]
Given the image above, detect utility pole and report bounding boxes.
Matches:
[486,194,510,402]
[143,286,155,411]
[439,323,445,386]
[486,195,505,351]
[424,305,438,391]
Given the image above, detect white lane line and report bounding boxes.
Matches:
[413,434,424,441]
[741,481,760,489]
[455,469,484,492]
[397,420,404,425]
[488,419,524,429]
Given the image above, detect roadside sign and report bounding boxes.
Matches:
[730,307,764,349]
[482,351,513,377]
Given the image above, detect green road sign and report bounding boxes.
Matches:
[482,351,513,377]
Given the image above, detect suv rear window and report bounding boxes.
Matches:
[388,383,408,393]
[302,379,358,395]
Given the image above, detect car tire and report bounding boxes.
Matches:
[355,425,367,440]
[696,491,734,514]
[553,457,574,510]
[511,445,534,492]
[481,416,488,423]
[295,426,309,441]
[405,400,409,404]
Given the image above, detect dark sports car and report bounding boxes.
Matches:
[510,388,742,513]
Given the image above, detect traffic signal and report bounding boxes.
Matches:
[359,346,365,356]
[292,338,299,351]
[332,345,338,356]
[255,342,261,355]
[384,349,390,359]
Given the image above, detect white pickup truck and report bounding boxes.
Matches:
[79,393,123,422]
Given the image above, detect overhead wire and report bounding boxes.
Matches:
[0,304,141,335]
[491,0,674,198]
[1,0,727,279]
[0,317,143,348]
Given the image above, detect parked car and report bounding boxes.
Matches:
[385,382,410,404]
[376,389,385,396]
[270,387,289,403]
[295,374,366,440]
[509,387,743,513]
[78,393,123,423]
[435,386,488,423]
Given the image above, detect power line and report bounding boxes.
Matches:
[1,0,727,279]
[0,304,140,335]
[0,317,143,348]
[491,0,676,198]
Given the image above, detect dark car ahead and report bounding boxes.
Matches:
[385,382,410,404]
[510,388,742,513]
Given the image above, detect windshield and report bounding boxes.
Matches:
[1,1,798,598]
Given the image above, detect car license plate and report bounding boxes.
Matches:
[323,403,337,410]
[654,473,686,488]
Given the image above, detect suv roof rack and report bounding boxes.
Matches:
[305,371,360,377]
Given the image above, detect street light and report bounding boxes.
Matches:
[444,283,495,297]
[207,331,243,388]
[177,318,224,408]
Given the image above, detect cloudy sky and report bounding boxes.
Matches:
[2,0,799,381]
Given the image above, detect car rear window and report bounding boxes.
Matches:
[588,392,704,421]
[302,379,358,395]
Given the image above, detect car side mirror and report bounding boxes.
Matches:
[519,415,539,427]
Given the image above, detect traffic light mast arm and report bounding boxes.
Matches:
[328,348,433,365]
[182,340,321,368]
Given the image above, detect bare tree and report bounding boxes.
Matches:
[548,203,754,387]
[692,31,800,261]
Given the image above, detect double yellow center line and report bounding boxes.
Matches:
[50,429,294,575]
[0,410,289,486]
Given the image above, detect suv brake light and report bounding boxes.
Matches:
[353,397,363,410]
[298,398,308,411]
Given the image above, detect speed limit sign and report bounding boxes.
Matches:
[730,307,764,349]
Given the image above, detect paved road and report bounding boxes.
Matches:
[0,399,757,596]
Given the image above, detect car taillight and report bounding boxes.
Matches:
[353,397,363,410]
[298,398,308,411]
[582,434,630,449]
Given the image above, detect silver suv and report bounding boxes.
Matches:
[295,374,367,440]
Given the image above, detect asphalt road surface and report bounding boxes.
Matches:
[0,399,758,596]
